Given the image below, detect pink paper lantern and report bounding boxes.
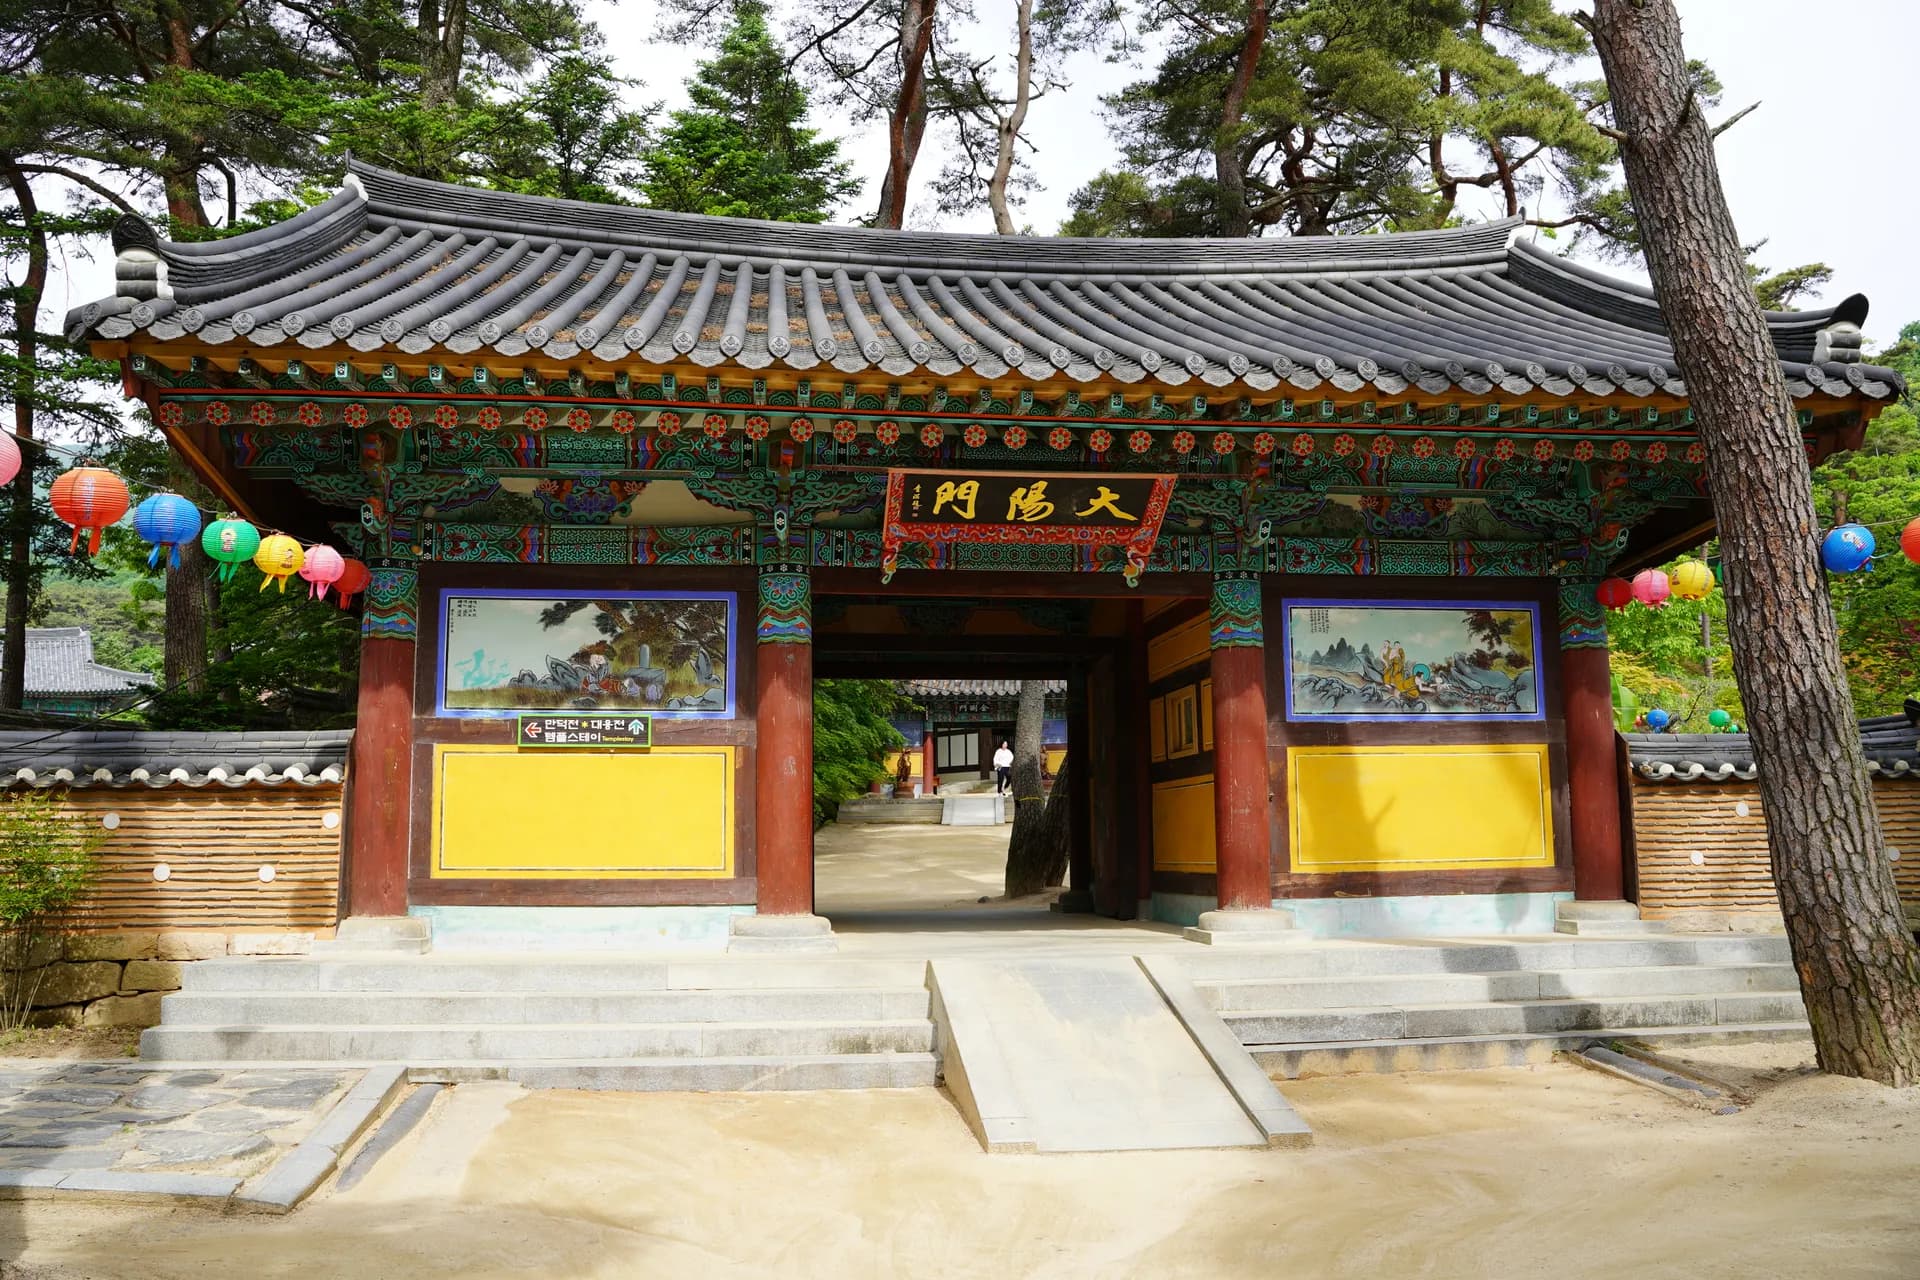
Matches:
[1630,568,1671,609]
[0,432,19,488]
[298,545,346,600]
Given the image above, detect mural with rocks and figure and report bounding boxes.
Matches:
[1283,600,1541,722]
[437,590,735,718]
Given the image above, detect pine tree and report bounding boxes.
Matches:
[639,2,857,223]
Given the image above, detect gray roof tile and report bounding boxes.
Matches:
[66,161,1902,403]
[0,729,351,789]
[5,629,156,697]
[1628,713,1919,781]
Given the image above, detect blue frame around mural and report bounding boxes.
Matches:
[434,588,737,720]
[1280,596,1544,724]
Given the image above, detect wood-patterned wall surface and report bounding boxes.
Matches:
[34,789,343,930]
[1632,779,1920,916]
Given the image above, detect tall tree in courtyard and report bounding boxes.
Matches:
[639,2,857,223]
[1584,0,1920,1084]
[1002,680,1051,897]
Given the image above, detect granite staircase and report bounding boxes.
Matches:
[140,955,938,1091]
[1185,935,1806,1076]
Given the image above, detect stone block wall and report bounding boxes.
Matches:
[18,929,319,1028]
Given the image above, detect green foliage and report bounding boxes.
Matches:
[0,792,100,1027]
[1810,323,1920,717]
[1081,0,1621,239]
[1606,579,1745,733]
[638,3,858,222]
[489,55,649,203]
[812,680,905,827]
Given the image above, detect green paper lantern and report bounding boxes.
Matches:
[201,518,262,582]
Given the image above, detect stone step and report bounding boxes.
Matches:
[1251,1023,1809,1078]
[1225,991,1804,1046]
[1553,919,1675,936]
[158,988,932,1026]
[1181,936,1791,983]
[414,1054,940,1091]
[177,956,929,994]
[1201,964,1798,1011]
[141,1018,935,1062]
[312,917,434,955]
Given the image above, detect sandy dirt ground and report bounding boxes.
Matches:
[814,820,1061,913]
[5,1039,1917,1279]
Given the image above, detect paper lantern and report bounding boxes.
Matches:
[132,493,203,570]
[201,519,261,582]
[1821,524,1875,573]
[1708,709,1732,730]
[49,466,130,555]
[1630,569,1670,608]
[298,545,346,600]
[1595,577,1634,611]
[253,533,304,593]
[1899,517,1920,566]
[334,558,372,609]
[0,432,19,488]
[1670,560,1714,601]
[1644,708,1671,731]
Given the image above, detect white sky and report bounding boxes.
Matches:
[42,0,1920,348]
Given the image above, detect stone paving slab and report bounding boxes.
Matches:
[0,1060,362,1205]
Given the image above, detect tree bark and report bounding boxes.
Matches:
[1590,0,1920,1085]
[876,0,935,229]
[983,0,1036,235]
[0,157,43,711]
[1214,0,1269,238]
[1002,678,1049,896]
[1038,751,1071,888]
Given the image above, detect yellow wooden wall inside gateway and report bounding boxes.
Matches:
[1288,744,1554,874]
[1152,775,1217,872]
[20,787,343,930]
[1632,778,1920,917]
[431,745,734,879]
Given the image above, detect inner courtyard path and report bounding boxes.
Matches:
[4,1040,1914,1278]
[811,821,1189,955]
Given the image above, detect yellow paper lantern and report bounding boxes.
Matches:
[1670,560,1715,601]
[253,533,305,593]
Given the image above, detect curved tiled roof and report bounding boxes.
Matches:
[0,730,350,789]
[1628,714,1919,782]
[6,628,155,697]
[897,679,1067,698]
[68,161,1900,404]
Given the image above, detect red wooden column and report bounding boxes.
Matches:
[920,726,936,796]
[346,562,417,918]
[1559,582,1626,901]
[1208,574,1275,911]
[1064,669,1093,907]
[754,565,816,916]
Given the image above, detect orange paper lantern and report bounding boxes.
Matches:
[1901,517,1920,566]
[334,558,372,609]
[49,467,130,555]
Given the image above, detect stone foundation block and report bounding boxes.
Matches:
[157,932,231,961]
[81,992,165,1028]
[122,960,183,992]
[30,961,122,1008]
[26,1004,83,1028]
[64,932,159,962]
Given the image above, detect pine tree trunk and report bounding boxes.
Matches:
[1591,0,1920,1085]
[1039,751,1071,888]
[1214,0,1268,237]
[1002,679,1049,897]
[876,0,935,229]
[164,543,211,694]
[1,158,44,712]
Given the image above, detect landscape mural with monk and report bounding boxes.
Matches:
[1285,602,1540,721]
[438,591,733,717]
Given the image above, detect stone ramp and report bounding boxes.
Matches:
[929,955,1308,1153]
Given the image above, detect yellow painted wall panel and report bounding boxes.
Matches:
[432,746,733,878]
[1147,615,1209,682]
[1153,775,1217,872]
[1290,745,1553,873]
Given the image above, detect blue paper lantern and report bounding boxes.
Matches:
[1821,523,1876,573]
[1644,708,1671,732]
[133,493,202,570]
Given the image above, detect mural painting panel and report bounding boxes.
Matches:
[438,589,735,718]
[1283,599,1541,723]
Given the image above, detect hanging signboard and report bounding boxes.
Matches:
[880,469,1177,584]
[515,713,653,750]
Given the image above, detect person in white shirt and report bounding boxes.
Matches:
[992,741,1014,795]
